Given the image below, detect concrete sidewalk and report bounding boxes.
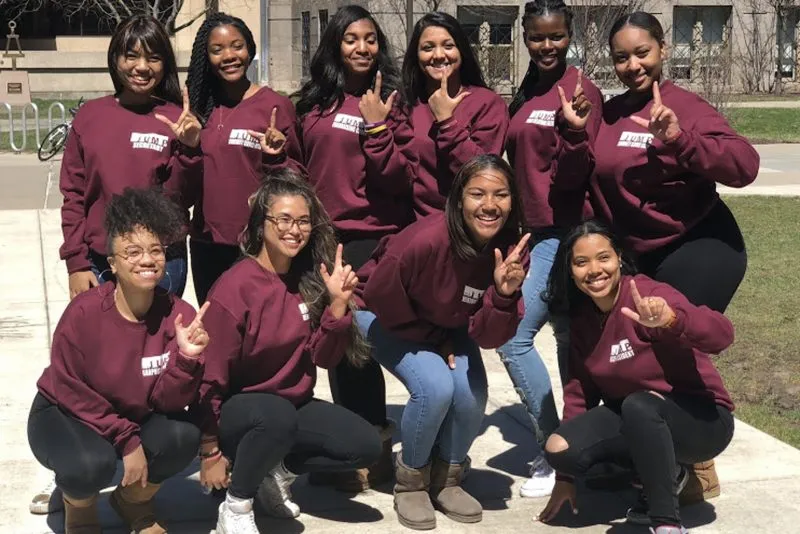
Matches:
[2,209,800,534]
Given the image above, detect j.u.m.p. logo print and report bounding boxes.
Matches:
[617,131,654,149]
[141,352,170,377]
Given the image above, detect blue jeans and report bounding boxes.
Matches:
[89,241,188,297]
[356,311,488,469]
[498,237,566,451]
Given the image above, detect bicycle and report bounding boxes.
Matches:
[37,98,84,162]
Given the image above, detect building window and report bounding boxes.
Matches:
[301,11,311,78]
[778,8,800,79]
[671,6,732,82]
[319,9,329,39]
[457,6,517,87]
[12,4,113,42]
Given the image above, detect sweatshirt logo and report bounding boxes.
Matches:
[299,303,310,321]
[617,131,654,149]
[609,339,635,363]
[130,132,169,152]
[228,129,261,150]
[462,285,485,305]
[141,352,170,377]
[525,109,555,127]
[331,113,365,135]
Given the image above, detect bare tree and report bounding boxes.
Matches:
[733,0,777,93]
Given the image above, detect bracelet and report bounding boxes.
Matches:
[198,446,220,459]
[201,436,218,444]
[366,124,388,136]
[663,310,678,329]
[364,120,386,130]
[200,450,222,463]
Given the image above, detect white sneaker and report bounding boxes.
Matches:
[29,478,59,514]
[256,462,300,518]
[215,499,260,534]
[519,453,556,498]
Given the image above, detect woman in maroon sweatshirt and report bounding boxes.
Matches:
[186,12,304,305]
[293,5,417,492]
[536,220,735,534]
[59,15,201,302]
[195,170,381,533]
[589,11,758,502]
[500,0,604,500]
[401,12,510,219]
[356,154,528,530]
[29,188,209,534]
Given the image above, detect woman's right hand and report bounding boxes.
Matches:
[121,444,148,488]
[68,270,99,300]
[557,70,592,131]
[537,479,578,523]
[200,455,230,491]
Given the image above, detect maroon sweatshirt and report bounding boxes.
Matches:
[301,95,417,240]
[590,80,759,253]
[563,274,734,424]
[196,257,352,435]
[506,66,603,229]
[358,213,524,348]
[59,96,202,273]
[193,87,304,246]
[411,86,510,218]
[36,283,203,455]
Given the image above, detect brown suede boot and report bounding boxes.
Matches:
[109,483,166,533]
[63,493,101,534]
[429,458,482,524]
[679,460,721,505]
[394,456,436,530]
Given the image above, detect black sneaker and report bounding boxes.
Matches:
[626,465,689,525]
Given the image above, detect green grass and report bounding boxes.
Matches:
[721,196,800,448]
[0,128,54,153]
[1,99,78,153]
[727,108,800,143]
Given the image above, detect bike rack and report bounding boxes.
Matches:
[1,101,42,152]
[47,102,66,131]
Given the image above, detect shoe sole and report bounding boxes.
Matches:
[519,486,554,498]
[395,504,436,530]
[432,501,482,524]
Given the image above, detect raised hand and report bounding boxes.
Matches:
[629,81,681,143]
[428,68,471,123]
[359,70,397,125]
[248,107,288,156]
[557,70,592,130]
[321,244,358,318]
[175,302,210,358]
[493,233,531,297]
[155,86,202,148]
[620,279,676,328]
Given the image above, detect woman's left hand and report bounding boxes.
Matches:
[321,244,358,316]
[155,87,202,148]
[620,279,677,328]
[557,70,592,130]
[248,107,288,156]
[175,302,211,358]
[493,233,531,297]
[629,81,682,143]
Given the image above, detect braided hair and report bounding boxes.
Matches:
[186,12,257,124]
[508,0,574,117]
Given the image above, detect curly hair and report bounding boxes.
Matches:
[241,168,371,367]
[104,188,188,254]
[186,12,257,123]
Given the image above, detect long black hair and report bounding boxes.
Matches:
[241,168,370,367]
[107,15,182,105]
[608,11,664,48]
[508,0,573,117]
[543,219,637,314]
[186,12,257,123]
[402,12,488,107]
[294,5,401,117]
[445,154,524,262]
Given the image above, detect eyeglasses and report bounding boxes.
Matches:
[114,245,167,264]
[265,214,313,233]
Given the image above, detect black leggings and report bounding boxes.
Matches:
[637,200,746,313]
[546,392,734,526]
[190,239,241,305]
[327,238,387,426]
[27,393,200,500]
[219,393,382,499]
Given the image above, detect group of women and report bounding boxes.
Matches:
[27,1,758,534]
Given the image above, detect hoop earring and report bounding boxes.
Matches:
[96,269,114,284]
[159,270,173,295]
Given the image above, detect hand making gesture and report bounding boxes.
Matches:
[630,81,682,143]
[359,70,397,125]
[620,279,677,328]
[557,70,592,130]
[248,107,288,156]
[174,301,211,358]
[428,68,471,123]
[155,87,202,148]
[493,233,531,297]
[321,244,359,319]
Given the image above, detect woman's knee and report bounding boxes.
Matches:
[620,391,664,423]
[58,450,117,499]
[348,424,383,469]
[408,363,456,414]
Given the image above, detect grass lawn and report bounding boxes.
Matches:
[727,108,800,143]
[722,196,800,448]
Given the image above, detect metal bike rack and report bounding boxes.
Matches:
[1,101,42,152]
[47,102,66,131]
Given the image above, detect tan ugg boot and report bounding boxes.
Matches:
[679,460,721,505]
[62,493,101,534]
[394,456,436,530]
[429,458,482,523]
[109,483,166,533]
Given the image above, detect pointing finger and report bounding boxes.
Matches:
[652,80,662,107]
[621,306,641,323]
[629,279,644,307]
[494,247,504,269]
[576,69,583,93]
[182,86,190,114]
[374,70,382,95]
[509,233,531,264]
[453,91,471,106]
[174,313,184,331]
[440,67,449,92]
[269,107,278,131]
[385,89,397,110]
[334,243,343,269]
[194,301,211,325]
[247,130,266,139]
[154,113,176,130]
